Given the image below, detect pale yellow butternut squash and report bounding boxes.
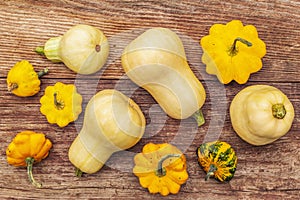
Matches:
[68,89,146,174]
[121,28,206,125]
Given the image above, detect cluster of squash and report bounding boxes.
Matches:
[5,20,295,196]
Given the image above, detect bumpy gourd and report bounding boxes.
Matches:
[133,143,188,196]
[230,85,294,145]
[6,131,52,188]
[121,28,206,125]
[197,141,237,182]
[36,24,109,74]
[68,89,146,174]
[7,60,48,97]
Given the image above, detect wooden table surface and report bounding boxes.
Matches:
[0,0,299,199]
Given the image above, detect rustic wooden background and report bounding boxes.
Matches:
[0,0,299,199]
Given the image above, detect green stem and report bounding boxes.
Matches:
[25,157,42,188]
[192,109,205,127]
[54,92,64,110]
[35,46,45,55]
[75,168,83,177]
[156,154,181,177]
[228,37,252,56]
[205,164,218,181]
[37,68,49,78]
[272,104,286,119]
[35,36,62,62]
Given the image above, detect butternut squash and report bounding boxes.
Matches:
[68,89,146,174]
[121,28,206,125]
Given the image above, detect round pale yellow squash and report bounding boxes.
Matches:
[230,85,294,146]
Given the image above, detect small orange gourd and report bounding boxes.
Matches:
[6,131,52,188]
[133,143,188,196]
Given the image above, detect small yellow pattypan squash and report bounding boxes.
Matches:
[230,85,294,145]
[6,131,52,188]
[7,60,48,97]
[196,141,237,182]
[133,143,188,196]
[40,82,82,127]
[201,20,266,84]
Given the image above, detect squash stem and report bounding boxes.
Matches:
[25,157,42,188]
[205,164,218,181]
[156,154,181,177]
[95,44,101,52]
[35,46,45,55]
[37,68,49,78]
[7,83,18,92]
[229,37,252,56]
[53,92,64,110]
[35,36,62,62]
[272,104,286,119]
[75,168,83,177]
[192,109,205,127]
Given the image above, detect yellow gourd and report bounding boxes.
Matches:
[6,131,52,188]
[68,89,146,175]
[133,143,188,196]
[201,20,266,84]
[121,28,206,126]
[40,82,83,128]
[36,24,109,74]
[230,85,295,145]
[7,60,48,97]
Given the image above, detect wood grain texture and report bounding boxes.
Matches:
[0,0,299,199]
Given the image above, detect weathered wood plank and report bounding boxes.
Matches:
[0,0,299,199]
[0,0,299,81]
[1,77,299,198]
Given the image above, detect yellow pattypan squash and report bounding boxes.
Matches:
[201,20,266,84]
[133,143,188,196]
[40,82,82,127]
[7,60,48,97]
[6,131,52,188]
